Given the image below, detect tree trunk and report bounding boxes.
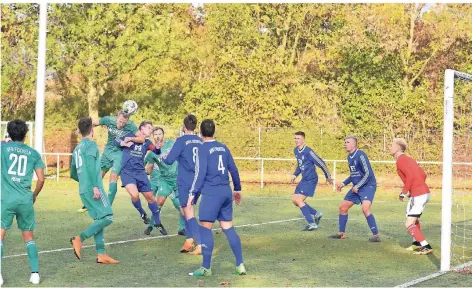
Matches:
[87,81,99,120]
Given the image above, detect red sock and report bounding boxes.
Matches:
[407,224,426,243]
[416,220,421,231]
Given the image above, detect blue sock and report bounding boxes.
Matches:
[188,217,202,245]
[184,218,193,240]
[148,202,161,225]
[339,214,348,233]
[305,204,317,215]
[300,205,314,224]
[223,227,243,266]
[200,226,214,269]
[132,199,145,215]
[366,214,379,235]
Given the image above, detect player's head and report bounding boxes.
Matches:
[200,119,216,138]
[183,114,197,133]
[153,127,164,143]
[78,117,94,137]
[294,131,305,148]
[391,138,407,157]
[344,136,358,153]
[7,119,29,142]
[117,111,130,129]
[4,133,11,143]
[139,121,153,137]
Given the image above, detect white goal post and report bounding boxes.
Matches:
[441,69,472,272]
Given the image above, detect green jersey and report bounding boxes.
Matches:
[144,152,161,183]
[145,139,178,180]
[99,116,138,152]
[71,138,104,194]
[1,142,45,204]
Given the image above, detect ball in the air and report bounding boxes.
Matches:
[123,100,138,115]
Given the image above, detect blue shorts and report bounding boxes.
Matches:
[344,185,376,205]
[121,170,152,193]
[178,184,201,208]
[199,186,233,223]
[294,181,317,197]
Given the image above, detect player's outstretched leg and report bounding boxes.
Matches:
[189,225,213,277]
[172,197,186,235]
[71,216,113,260]
[328,200,353,239]
[293,195,317,231]
[362,201,380,242]
[406,218,433,255]
[108,181,118,205]
[143,192,168,235]
[94,228,119,264]
[222,225,246,275]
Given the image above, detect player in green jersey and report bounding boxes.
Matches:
[144,127,186,236]
[77,111,144,212]
[70,118,118,264]
[1,120,45,285]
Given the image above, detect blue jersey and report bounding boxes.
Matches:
[191,140,241,195]
[342,149,376,188]
[116,132,154,173]
[162,134,202,187]
[293,146,330,183]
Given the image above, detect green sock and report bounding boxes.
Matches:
[94,229,105,255]
[108,182,118,205]
[80,216,113,242]
[25,240,39,273]
[172,197,185,231]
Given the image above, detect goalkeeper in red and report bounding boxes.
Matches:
[390,138,433,255]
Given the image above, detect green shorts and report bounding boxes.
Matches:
[80,188,113,220]
[1,202,35,231]
[157,178,178,199]
[100,149,123,175]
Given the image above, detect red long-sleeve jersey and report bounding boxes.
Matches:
[396,154,430,197]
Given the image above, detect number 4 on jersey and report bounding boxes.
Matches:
[218,155,225,175]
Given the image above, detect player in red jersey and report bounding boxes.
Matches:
[390,138,433,255]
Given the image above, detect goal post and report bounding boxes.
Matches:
[441,69,472,272]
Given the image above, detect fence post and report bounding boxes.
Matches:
[56,154,60,182]
[333,160,336,190]
[258,127,261,158]
[260,158,264,189]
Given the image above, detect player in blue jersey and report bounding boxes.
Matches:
[188,119,245,277]
[159,114,202,255]
[116,121,167,235]
[328,136,380,242]
[291,131,333,231]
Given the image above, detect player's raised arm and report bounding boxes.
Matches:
[227,149,241,192]
[310,150,331,180]
[162,138,184,165]
[189,147,208,195]
[124,130,145,144]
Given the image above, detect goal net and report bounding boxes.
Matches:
[442,69,472,272]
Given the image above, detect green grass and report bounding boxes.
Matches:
[2,179,471,287]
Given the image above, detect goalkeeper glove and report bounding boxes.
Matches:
[399,192,409,201]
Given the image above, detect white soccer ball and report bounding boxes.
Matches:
[122,100,138,115]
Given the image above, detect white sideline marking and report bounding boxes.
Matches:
[394,261,472,288]
[3,217,305,259]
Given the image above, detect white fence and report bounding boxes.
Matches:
[40,152,472,186]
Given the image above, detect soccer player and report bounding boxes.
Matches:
[390,138,433,255]
[328,136,380,242]
[118,121,167,234]
[70,118,119,264]
[1,119,45,285]
[160,114,202,255]
[188,119,245,277]
[1,133,11,144]
[77,111,142,212]
[144,127,186,236]
[291,131,333,231]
